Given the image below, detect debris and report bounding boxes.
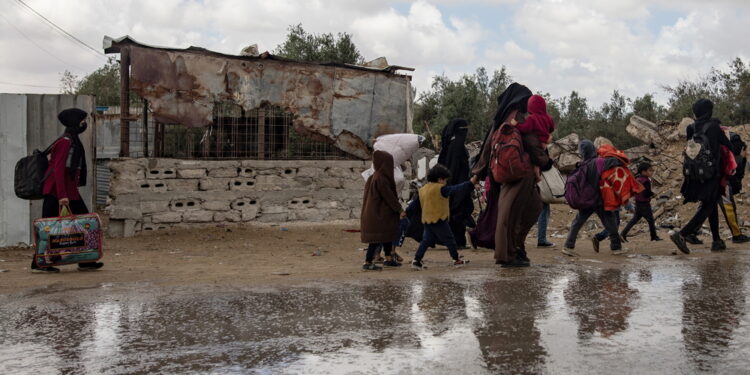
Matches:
[280,228,289,232]
[627,115,664,146]
[0,269,8,273]
[271,272,291,276]
[312,249,322,256]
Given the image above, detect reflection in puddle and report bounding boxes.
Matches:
[2,258,750,374]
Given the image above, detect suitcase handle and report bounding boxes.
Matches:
[59,204,72,217]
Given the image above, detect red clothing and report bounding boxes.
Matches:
[720,144,737,191]
[42,137,82,200]
[597,144,643,211]
[517,95,555,144]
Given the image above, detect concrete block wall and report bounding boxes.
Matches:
[105,158,382,237]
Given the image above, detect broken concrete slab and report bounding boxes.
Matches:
[627,115,664,146]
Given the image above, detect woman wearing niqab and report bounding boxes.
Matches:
[437,118,474,248]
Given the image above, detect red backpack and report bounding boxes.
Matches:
[490,123,532,183]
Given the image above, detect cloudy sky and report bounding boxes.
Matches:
[1,0,749,106]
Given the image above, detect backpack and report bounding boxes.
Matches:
[14,142,54,200]
[564,158,604,210]
[683,125,715,182]
[490,123,532,183]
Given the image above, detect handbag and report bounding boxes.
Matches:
[538,166,566,204]
[32,205,103,267]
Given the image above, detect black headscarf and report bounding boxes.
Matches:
[58,108,88,186]
[438,118,469,169]
[438,118,473,222]
[473,83,532,168]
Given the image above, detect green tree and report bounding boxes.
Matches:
[76,57,121,106]
[274,24,364,64]
[632,93,666,123]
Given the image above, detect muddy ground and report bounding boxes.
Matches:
[1,204,744,295]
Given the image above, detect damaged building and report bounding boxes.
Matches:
[101,36,415,237]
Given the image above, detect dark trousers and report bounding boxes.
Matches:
[32,195,90,268]
[365,242,392,263]
[680,196,721,241]
[415,220,460,261]
[565,207,622,250]
[449,219,467,247]
[622,202,658,239]
[595,210,621,241]
[42,195,89,217]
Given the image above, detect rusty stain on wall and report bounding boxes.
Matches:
[104,36,414,159]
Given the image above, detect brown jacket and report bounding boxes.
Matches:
[360,150,402,243]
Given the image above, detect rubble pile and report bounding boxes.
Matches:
[545,116,750,236]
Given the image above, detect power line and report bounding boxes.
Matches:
[13,0,106,59]
[0,11,87,72]
[0,80,59,89]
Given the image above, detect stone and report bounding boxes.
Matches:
[107,219,137,237]
[548,133,581,173]
[208,167,239,178]
[177,168,207,178]
[627,115,664,146]
[203,200,231,211]
[214,211,242,222]
[668,117,694,141]
[297,167,324,178]
[152,212,183,223]
[241,207,260,221]
[141,201,169,214]
[200,178,231,191]
[317,178,342,189]
[109,206,142,220]
[167,179,200,191]
[183,210,214,223]
[594,137,612,149]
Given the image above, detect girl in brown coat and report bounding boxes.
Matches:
[361,150,404,270]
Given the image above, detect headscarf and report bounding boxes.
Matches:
[57,108,88,186]
[372,150,397,197]
[439,118,471,186]
[578,139,597,161]
[474,83,532,168]
[693,98,713,122]
[525,95,555,135]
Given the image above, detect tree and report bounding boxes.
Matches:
[76,57,121,106]
[632,94,666,123]
[59,70,78,94]
[274,24,364,64]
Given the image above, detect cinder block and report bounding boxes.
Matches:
[241,206,260,221]
[109,206,142,220]
[208,167,239,178]
[288,197,314,209]
[147,168,177,179]
[177,169,207,178]
[170,198,202,211]
[138,180,168,193]
[167,179,200,191]
[152,212,182,223]
[203,200,231,211]
[255,212,288,222]
[317,178,342,189]
[297,167,323,178]
[183,210,214,223]
[229,178,257,191]
[141,201,169,214]
[214,211,242,222]
[199,178,231,191]
[238,167,257,177]
[231,197,260,210]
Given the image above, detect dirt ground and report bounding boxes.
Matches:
[2,204,742,295]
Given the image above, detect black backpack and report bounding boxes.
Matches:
[683,125,715,182]
[14,142,55,200]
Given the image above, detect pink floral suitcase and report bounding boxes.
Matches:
[32,213,103,267]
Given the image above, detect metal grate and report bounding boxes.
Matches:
[148,102,352,160]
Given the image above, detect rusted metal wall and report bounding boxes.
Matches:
[127,46,413,159]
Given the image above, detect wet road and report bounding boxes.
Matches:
[2,254,750,374]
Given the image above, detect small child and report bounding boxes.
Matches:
[621,162,661,242]
[517,94,556,147]
[407,164,478,269]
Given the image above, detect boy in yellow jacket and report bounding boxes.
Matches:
[406,164,479,269]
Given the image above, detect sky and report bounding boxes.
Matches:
[1,0,749,107]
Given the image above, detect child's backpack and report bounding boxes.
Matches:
[683,125,716,182]
[564,158,604,210]
[14,142,54,200]
[490,123,532,183]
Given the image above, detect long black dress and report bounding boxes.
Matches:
[438,118,474,247]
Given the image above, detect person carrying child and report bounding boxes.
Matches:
[360,150,404,271]
[516,94,556,148]
[407,165,479,269]
[620,162,661,242]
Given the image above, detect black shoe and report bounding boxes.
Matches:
[591,237,600,253]
[363,262,383,271]
[495,260,507,265]
[651,237,663,241]
[411,260,427,270]
[501,258,530,268]
[383,260,402,267]
[31,265,60,273]
[77,262,104,271]
[670,231,690,254]
[684,234,703,245]
[711,240,727,251]
[453,259,470,266]
[456,245,470,250]
[732,235,750,244]
[620,232,629,243]
[537,240,555,248]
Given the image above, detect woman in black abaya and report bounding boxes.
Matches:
[438,118,474,248]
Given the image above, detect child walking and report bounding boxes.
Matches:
[621,163,662,242]
[361,151,404,271]
[408,165,478,269]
